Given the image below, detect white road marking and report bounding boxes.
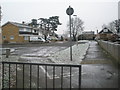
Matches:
[39,66,78,79]
[39,66,51,79]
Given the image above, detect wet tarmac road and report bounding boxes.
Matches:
[82,41,119,88]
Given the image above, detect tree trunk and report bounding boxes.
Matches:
[73,34,76,41]
[44,35,47,41]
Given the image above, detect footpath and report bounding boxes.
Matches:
[81,41,119,88]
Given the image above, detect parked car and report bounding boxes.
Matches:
[30,37,46,42]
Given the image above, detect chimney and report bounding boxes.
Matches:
[22,21,25,24]
[97,30,98,34]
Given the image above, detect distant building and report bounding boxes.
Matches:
[96,27,114,41]
[2,22,40,43]
[78,31,95,40]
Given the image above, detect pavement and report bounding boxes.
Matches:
[81,41,119,88]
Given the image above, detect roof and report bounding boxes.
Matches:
[98,28,113,34]
[2,21,32,29]
[82,31,94,34]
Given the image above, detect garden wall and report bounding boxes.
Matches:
[98,40,120,63]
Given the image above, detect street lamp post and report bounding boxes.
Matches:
[66,6,74,61]
[115,19,120,34]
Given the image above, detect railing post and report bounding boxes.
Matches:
[30,65,32,90]
[9,64,10,89]
[37,65,39,89]
[53,66,55,89]
[70,66,72,89]
[45,66,47,89]
[79,66,81,89]
[2,63,4,89]
[23,64,24,89]
[6,49,10,58]
[61,66,63,90]
[16,64,17,89]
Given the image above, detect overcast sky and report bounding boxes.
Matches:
[0,0,119,34]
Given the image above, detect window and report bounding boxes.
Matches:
[34,30,37,33]
[24,36,29,40]
[19,28,31,32]
[10,36,14,40]
[3,36,6,39]
[104,29,108,32]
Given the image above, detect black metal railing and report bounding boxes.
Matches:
[2,61,81,89]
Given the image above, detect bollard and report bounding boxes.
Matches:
[6,49,10,58]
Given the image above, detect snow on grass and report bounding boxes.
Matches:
[50,40,90,64]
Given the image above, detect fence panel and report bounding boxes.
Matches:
[2,61,81,90]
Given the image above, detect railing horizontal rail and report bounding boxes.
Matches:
[1,61,81,67]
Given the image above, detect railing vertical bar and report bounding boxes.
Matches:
[70,66,72,89]
[2,63,4,89]
[79,66,81,90]
[30,65,32,90]
[45,66,47,90]
[23,64,24,89]
[61,66,63,90]
[53,66,55,89]
[16,64,17,89]
[37,65,39,89]
[9,64,10,89]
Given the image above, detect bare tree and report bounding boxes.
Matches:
[108,21,117,34]
[67,17,84,41]
[102,20,120,34]
[102,24,108,29]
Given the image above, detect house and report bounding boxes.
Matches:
[96,27,114,41]
[78,31,95,40]
[2,22,40,43]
